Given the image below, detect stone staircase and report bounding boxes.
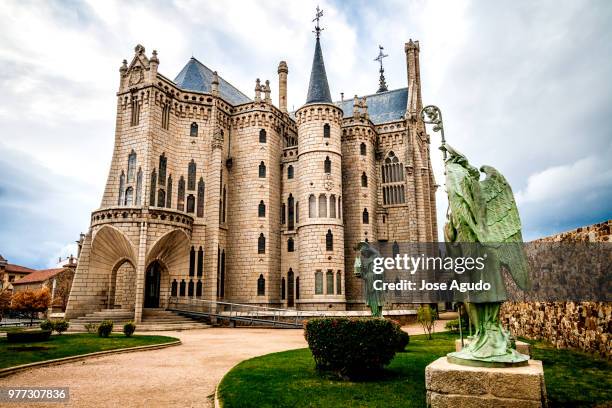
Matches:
[68,308,209,332]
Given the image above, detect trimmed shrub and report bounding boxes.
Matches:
[304,317,404,378]
[97,320,114,337]
[84,323,98,334]
[7,329,52,343]
[123,321,136,337]
[395,329,410,352]
[53,319,69,335]
[40,320,54,331]
[445,318,469,333]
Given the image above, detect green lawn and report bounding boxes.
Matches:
[0,333,178,369]
[218,332,612,408]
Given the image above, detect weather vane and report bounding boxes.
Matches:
[313,5,324,39]
[374,45,389,93]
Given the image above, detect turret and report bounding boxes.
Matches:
[277,61,288,113]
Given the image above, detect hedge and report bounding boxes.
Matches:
[7,330,52,343]
[304,317,408,379]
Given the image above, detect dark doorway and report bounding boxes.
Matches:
[145,261,161,308]
[287,269,295,308]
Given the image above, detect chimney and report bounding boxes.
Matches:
[277,61,288,112]
[211,71,219,96]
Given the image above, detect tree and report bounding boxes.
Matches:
[0,289,12,322]
[11,287,51,323]
[417,304,437,340]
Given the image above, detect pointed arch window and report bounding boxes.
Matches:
[171,279,178,297]
[309,194,316,218]
[315,271,323,295]
[281,203,286,224]
[157,189,165,208]
[188,279,194,297]
[287,238,295,252]
[362,208,369,224]
[197,178,205,217]
[158,154,167,186]
[259,161,266,178]
[259,129,267,143]
[162,102,170,130]
[287,194,295,230]
[287,165,294,179]
[258,233,266,254]
[326,270,334,294]
[166,175,172,208]
[189,246,195,276]
[296,276,300,299]
[382,151,406,205]
[360,142,367,156]
[295,202,299,224]
[186,194,195,213]
[197,246,204,277]
[281,277,286,300]
[179,279,186,296]
[118,171,125,206]
[190,122,198,137]
[329,195,336,218]
[127,150,137,182]
[125,187,133,206]
[323,123,330,138]
[131,96,140,126]
[324,156,331,174]
[188,160,196,190]
[258,200,266,217]
[135,168,142,205]
[361,172,368,187]
[257,274,265,296]
[149,169,156,206]
[177,176,185,211]
[196,280,202,297]
[326,229,333,251]
[318,194,327,218]
[336,271,342,294]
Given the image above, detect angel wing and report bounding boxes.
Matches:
[479,165,531,290]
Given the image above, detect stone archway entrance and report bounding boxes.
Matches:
[144,261,162,308]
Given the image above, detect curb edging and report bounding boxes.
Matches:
[0,339,181,378]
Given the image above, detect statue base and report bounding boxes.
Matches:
[425,357,546,407]
[455,338,531,356]
[447,348,529,368]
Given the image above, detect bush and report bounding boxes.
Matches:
[123,321,136,337]
[445,318,469,333]
[304,317,404,379]
[417,305,436,340]
[395,329,410,352]
[7,329,52,343]
[40,319,54,331]
[97,320,113,337]
[53,319,69,335]
[84,323,98,334]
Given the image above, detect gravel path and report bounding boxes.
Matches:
[1,316,455,407]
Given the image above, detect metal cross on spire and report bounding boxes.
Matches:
[374,45,389,93]
[313,5,324,39]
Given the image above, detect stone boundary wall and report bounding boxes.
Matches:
[501,220,611,358]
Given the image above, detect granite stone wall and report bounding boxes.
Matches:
[501,220,611,357]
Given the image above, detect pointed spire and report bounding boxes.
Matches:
[305,30,332,103]
[374,45,389,93]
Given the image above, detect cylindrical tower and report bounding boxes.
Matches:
[295,35,346,310]
[277,61,288,113]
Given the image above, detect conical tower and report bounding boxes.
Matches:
[295,9,346,310]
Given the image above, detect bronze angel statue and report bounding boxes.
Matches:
[441,143,531,366]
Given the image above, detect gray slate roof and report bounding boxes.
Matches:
[305,38,332,104]
[335,88,408,124]
[174,57,251,106]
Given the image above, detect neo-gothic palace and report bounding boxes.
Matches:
[65,30,438,322]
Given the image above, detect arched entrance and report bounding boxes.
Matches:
[144,261,162,308]
[287,269,295,308]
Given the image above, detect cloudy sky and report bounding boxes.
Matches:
[1,0,611,269]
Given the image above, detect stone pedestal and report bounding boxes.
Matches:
[455,339,531,356]
[425,357,546,408]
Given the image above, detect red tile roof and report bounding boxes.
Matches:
[12,268,64,285]
[5,264,35,274]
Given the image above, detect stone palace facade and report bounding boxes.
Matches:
[65,33,438,322]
